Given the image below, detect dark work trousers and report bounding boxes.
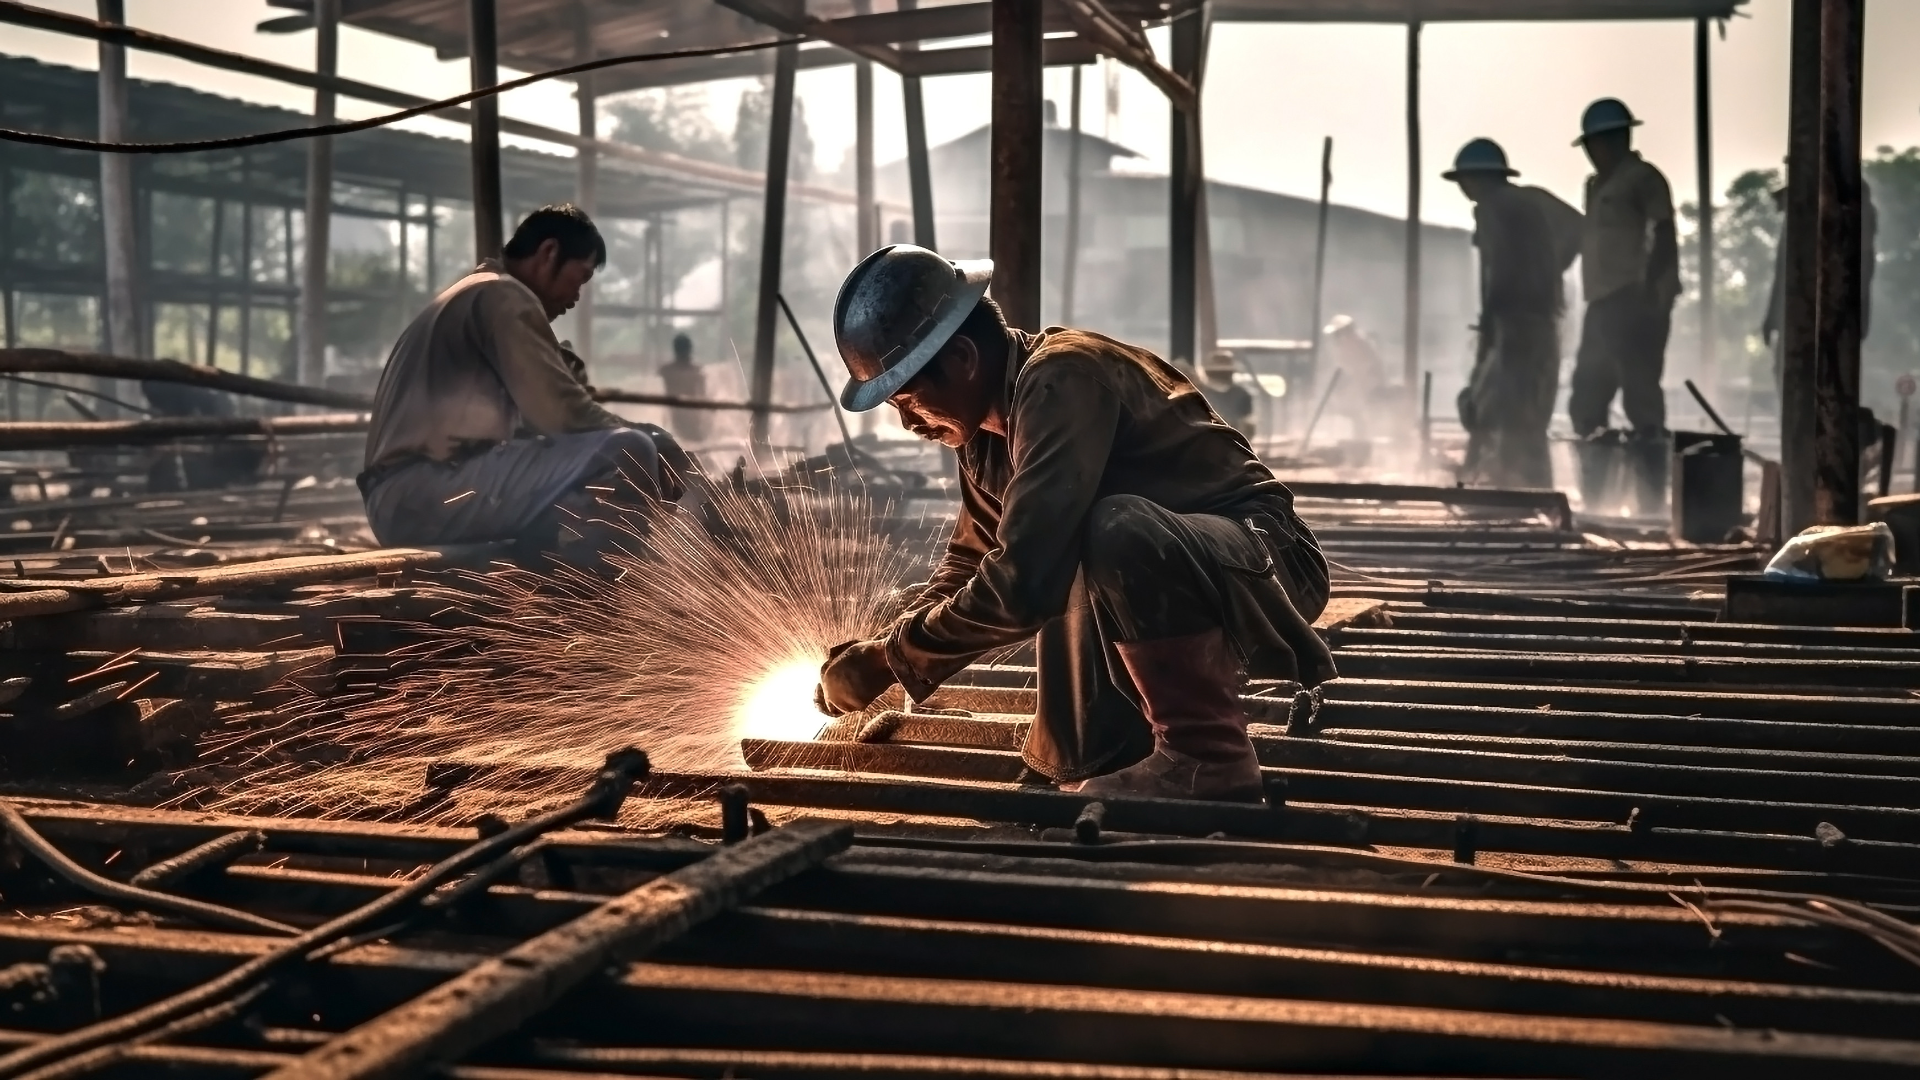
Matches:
[1464,312,1560,490]
[1021,494,1337,782]
[1568,287,1672,437]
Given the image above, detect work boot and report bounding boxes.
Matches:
[1077,628,1265,804]
[1629,428,1671,520]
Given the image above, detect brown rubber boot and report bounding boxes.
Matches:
[1076,628,1265,803]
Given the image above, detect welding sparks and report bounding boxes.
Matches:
[734,657,829,742]
[184,478,931,826]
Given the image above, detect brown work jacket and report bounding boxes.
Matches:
[884,326,1327,700]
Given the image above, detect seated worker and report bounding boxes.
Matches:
[359,204,687,547]
[814,246,1336,803]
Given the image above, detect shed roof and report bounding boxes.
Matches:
[264,0,1746,94]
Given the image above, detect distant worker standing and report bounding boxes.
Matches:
[659,332,711,444]
[1200,350,1257,444]
[1567,99,1681,511]
[1444,138,1582,489]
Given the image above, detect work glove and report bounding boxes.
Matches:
[814,638,897,716]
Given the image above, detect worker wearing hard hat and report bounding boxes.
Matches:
[1568,98,1681,512]
[813,246,1336,803]
[1445,138,1582,489]
[1199,349,1256,443]
[360,205,691,554]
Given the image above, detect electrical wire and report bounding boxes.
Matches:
[0,37,805,155]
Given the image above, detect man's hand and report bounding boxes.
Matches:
[815,638,896,715]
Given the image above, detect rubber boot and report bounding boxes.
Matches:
[1076,628,1265,803]
[1629,428,1671,521]
[1574,431,1617,513]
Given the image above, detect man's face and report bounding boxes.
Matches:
[515,239,597,321]
[1582,129,1631,173]
[887,340,993,449]
[1455,174,1499,204]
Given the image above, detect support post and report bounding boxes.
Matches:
[1695,17,1715,391]
[1308,135,1332,374]
[901,0,937,250]
[206,198,224,368]
[573,5,597,363]
[854,0,876,257]
[1402,20,1422,394]
[97,0,138,408]
[749,42,800,453]
[468,0,504,262]
[299,0,338,389]
[1780,0,1866,533]
[990,0,1043,331]
[1060,63,1084,324]
[1168,8,1202,368]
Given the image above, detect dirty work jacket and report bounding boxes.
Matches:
[1474,183,1563,320]
[364,259,626,474]
[884,326,1333,701]
[1580,152,1681,307]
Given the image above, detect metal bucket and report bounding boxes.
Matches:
[1670,430,1745,543]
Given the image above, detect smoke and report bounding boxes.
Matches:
[186,481,930,826]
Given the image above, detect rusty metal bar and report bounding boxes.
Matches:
[264,821,852,1080]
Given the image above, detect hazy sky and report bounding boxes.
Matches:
[3,0,1918,229]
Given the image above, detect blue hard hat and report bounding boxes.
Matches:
[832,245,993,413]
[1442,138,1518,181]
[1575,98,1642,145]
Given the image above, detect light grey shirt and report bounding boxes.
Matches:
[363,260,625,472]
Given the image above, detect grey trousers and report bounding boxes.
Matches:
[1022,494,1336,782]
[361,427,668,547]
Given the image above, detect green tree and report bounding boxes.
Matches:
[1677,167,1782,398]
[1864,147,1920,386]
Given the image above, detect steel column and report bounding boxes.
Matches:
[1694,17,1715,391]
[749,42,800,452]
[1402,21,1422,393]
[573,5,597,364]
[900,0,937,251]
[298,0,338,389]
[1060,63,1084,324]
[1168,8,1202,367]
[468,0,504,261]
[96,0,138,408]
[1781,0,1866,532]
[989,0,1043,330]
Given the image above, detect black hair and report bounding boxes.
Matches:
[950,295,1011,366]
[908,296,1010,388]
[503,204,606,268]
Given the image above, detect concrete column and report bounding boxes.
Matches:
[299,0,339,388]
[750,43,800,453]
[989,0,1043,330]
[96,0,138,392]
[469,0,504,261]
